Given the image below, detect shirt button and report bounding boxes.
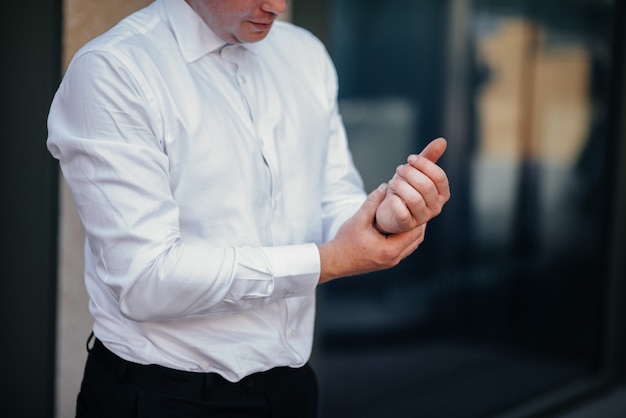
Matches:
[239,75,247,84]
[284,291,294,298]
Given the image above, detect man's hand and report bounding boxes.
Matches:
[318,184,426,283]
[374,137,450,234]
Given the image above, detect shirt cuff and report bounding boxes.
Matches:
[262,243,320,298]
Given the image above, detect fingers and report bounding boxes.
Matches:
[387,137,450,225]
[419,137,447,163]
[390,163,448,217]
[407,157,450,205]
[319,139,447,283]
[405,138,449,197]
[390,166,438,208]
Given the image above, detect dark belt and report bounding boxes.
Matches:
[89,338,288,400]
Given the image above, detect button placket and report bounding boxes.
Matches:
[221,45,255,123]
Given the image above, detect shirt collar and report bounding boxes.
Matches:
[164,0,259,62]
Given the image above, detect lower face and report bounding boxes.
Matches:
[193,0,284,44]
[236,20,275,43]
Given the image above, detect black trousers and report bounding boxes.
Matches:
[76,338,318,418]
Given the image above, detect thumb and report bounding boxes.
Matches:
[419,137,448,163]
[358,183,387,219]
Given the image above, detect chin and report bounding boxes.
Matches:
[238,33,270,43]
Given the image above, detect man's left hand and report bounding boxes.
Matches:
[375,137,450,234]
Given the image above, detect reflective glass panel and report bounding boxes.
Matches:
[311,1,618,416]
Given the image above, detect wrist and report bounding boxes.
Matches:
[317,242,340,284]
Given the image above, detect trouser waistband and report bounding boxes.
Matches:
[89,338,297,400]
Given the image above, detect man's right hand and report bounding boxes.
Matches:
[317,183,426,284]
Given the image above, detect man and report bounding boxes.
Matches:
[47,0,450,416]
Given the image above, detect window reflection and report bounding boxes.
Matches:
[313,1,616,417]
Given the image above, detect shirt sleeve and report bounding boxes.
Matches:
[47,50,319,322]
[318,43,368,241]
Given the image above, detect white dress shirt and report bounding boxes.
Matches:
[47,0,366,382]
